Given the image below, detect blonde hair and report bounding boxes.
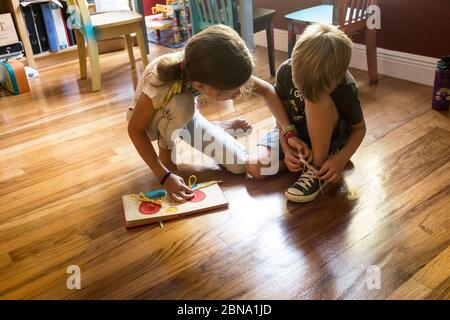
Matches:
[156,25,254,90]
[291,23,353,102]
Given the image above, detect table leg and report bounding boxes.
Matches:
[267,19,275,76]
[238,0,254,50]
[132,0,149,55]
[287,21,296,58]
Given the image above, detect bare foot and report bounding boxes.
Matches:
[213,118,253,137]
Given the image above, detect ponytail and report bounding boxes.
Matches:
[156,52,184,83]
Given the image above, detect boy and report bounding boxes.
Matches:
[246,23,366,203]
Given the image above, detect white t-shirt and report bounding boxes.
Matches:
[132,51,184,109]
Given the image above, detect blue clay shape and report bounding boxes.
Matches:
[144,189,167,199]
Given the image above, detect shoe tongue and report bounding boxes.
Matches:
[298,169,316,183]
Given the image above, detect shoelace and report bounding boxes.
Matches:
[296,155,325,194]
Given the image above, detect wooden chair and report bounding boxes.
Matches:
[66,0,149,91]
[189,0,276,76]
[252,7,276,76]
[285,0,378,84]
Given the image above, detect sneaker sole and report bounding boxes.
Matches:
[284,189,321,203]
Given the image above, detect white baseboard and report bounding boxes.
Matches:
[254,28,438,86]
[254,28,290,53]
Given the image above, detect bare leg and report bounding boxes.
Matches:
[304,97,339,167]
[185,112,249,174]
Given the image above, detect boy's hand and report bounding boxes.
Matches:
[318,154,347,183]
[287,136,313,163]
[283,146,303,172]
[163,174,194,203]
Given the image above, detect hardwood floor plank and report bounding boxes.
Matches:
[388,246,450,300]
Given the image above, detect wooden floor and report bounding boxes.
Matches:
[0,44,449,300]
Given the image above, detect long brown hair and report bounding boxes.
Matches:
[157,25,253,90]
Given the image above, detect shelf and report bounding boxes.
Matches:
[5,1,147,69]
[33,45,78,59]
[6,0,36,67]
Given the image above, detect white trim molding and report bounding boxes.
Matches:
[254,28,439,86]
[254,28,290,53]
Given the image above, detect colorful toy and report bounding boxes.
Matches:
[122,176,227,228]
[151,4,174,20]
[0,60,30,95]
[146,0,189,48]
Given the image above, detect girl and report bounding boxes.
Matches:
[128,25,282,203]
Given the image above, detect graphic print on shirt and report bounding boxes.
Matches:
[288,87,305,125]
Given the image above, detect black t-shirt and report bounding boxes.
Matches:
[274,59,363,128]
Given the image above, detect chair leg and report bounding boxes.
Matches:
[135,24,149,67]
[365,28,378,85]
[125,34,136,69]
[287,21,296,58]
[74,30,87,79]
[86,37,101,92]
[266,19,275,77]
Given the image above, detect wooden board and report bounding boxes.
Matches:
[123,184,229,228]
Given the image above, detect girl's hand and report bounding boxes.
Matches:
[318,154,347,183]
[287,136,313,163]
[163,174,194,203]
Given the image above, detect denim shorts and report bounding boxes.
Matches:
[257,120,352,159]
